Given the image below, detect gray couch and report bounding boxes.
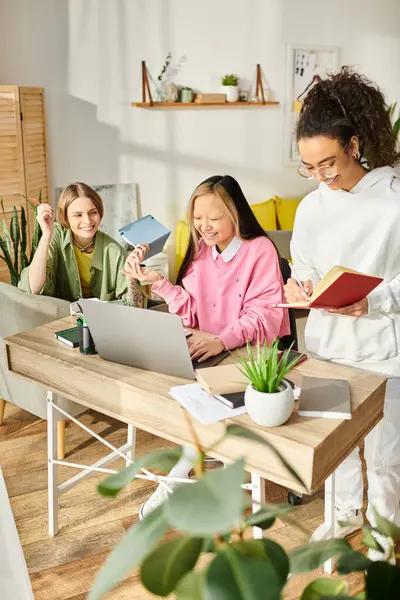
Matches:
[0,282,85,456]
[265,229,292,261]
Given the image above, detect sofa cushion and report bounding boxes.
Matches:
[176,220,191,274]
[251,198,277,230]
[274,196,302,230]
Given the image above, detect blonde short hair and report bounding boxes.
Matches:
[56,182,104,229]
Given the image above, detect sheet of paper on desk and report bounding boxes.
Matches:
[170,383,247,424]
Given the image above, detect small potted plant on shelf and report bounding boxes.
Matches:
[234,338,303,427]
[221,73,239,102]
[181,86,193,103]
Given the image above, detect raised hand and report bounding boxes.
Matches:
[36,203,54,238]
[127,243,150,265]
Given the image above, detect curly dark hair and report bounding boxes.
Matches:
[296,66,399,170]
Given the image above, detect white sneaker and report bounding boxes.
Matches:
[367,531,396,565]
[311,507,363,542]
[139,480,182,521]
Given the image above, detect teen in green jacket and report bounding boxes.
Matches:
[19,182,143,307]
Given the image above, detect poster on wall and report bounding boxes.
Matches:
[285,45,339,165]
[55,183,139,244]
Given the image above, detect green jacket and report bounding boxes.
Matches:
[18,223,129,302]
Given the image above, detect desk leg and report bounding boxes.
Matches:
[251,473,265,539]
[126,424,136,465]
[323,472,336,574]
[47,391,58,537]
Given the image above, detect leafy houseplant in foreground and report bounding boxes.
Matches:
[234,338,304,427]
[89,423,400,599]
[0,193,42,286]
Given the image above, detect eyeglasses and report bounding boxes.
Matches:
[297,162,338,180]
[297,143,351,180]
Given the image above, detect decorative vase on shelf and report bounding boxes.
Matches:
[221,85,239,103]
[155,81,167,102]
[166,82,178,102]
[181,88,193,103]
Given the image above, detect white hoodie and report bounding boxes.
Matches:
[291,167,400,377]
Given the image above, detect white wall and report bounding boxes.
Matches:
[1,0,400,270]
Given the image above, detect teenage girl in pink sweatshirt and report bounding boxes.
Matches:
[124,174,289,363]
[123,174,290,520]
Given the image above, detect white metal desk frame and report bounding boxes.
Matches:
[47,391,337,574]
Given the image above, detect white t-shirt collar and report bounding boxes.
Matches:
[211,236,243,262]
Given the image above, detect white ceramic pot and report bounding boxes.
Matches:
[244,380,294,427]
[221,85,239,103]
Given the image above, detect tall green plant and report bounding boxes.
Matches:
[89,422,400,599]
[0,192,42,286]
[389,102,400,143]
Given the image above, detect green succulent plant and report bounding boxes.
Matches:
[221,74,239,86]
[234,338,304,394]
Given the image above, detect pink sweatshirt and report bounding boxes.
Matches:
[152,236,290,350]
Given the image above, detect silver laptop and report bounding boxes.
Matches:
[78,299,227,379]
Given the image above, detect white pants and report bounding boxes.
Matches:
[335,378,400,526]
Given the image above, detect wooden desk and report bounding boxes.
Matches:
[4,316,386,571]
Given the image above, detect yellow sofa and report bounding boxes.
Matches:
[175,196,302,273]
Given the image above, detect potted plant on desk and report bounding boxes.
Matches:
[234,338,302,427]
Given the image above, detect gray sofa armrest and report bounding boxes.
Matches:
[0,283,84,420]
[265,230,292,261]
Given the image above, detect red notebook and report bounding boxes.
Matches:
[273,266,383,310]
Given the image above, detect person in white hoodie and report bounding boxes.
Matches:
[285,67,400,562]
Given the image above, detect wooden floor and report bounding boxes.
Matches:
[0,403,378,599]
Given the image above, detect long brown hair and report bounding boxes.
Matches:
[176,175,268,285]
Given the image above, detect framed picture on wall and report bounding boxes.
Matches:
[285,45,340,166]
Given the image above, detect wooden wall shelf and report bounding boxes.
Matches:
[135,61,278,109]
[131,101,279,109]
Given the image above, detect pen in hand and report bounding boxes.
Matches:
[290,267,310,299]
